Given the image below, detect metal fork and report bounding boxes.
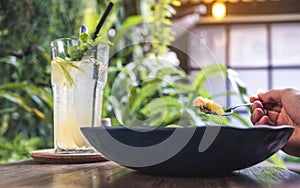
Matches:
[221,103,253,116]
[197,103,253,116]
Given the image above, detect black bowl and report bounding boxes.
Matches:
[81,125,293,176]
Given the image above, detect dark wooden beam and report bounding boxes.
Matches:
[175,0,300,17]
[222,1,300,15]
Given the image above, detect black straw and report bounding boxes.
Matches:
[92,2,114,40]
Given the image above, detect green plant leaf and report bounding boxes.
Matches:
[122,15,144,26]
[231,113,252,127]
[140,96,182,115]
[155,67,186,78]
[193,64,227,92]
[139,96,182,126]
[0,90,32,112]
[227,69,249,103]
[0,56,18,67]
[0,91,46,119]
[95,37,114,46]
[0,82,53,109]
[171,0,181,6]
[0,107,17,114]
[80,33,89,43]
[129,78,162,115]
[25,86,53,109]
[166,83,195,95]
[267,154,287,169]
[0,82,27,90]
[109,96,124,125]
[188,64,227,106]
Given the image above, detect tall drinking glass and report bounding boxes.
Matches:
[51,38,109,153]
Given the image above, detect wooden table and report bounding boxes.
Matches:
[1,159,300,188]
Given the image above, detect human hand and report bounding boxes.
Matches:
[250,88,300,157]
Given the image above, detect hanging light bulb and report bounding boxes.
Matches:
[212,1,227,20]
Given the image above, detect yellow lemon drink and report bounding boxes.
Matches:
[51,39,109,153]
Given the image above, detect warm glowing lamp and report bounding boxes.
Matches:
[212,1,226,20]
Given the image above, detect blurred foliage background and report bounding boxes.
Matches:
[0,0,225,162]
[0,0,183,163]
[0,0,104,162]
[1,0,282,165]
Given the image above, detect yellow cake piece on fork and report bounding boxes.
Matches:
[194,96,224,116]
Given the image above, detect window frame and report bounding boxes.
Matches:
[183,19,300,119]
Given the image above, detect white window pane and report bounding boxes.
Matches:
[272,69,300,89]
[205,76,227,106]
[189,26,226,68]
[237,70,269,96]
[229,25,268,67]
[229,70,268,106]
[271,23,300,66]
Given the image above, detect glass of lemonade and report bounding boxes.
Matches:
[51,38,109,153]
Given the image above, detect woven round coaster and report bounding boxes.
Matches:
[30,149,107,164]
